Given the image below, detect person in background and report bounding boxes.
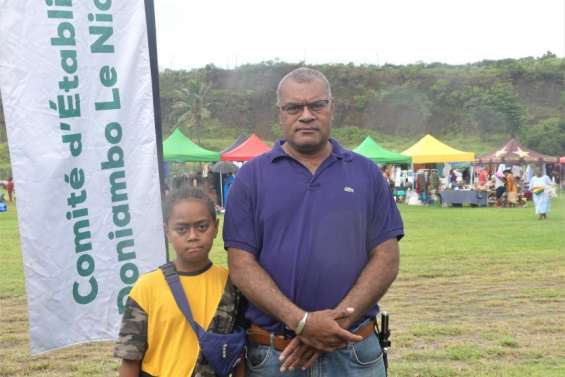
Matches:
[6,176,14,202]
[530,168,553,220]
[172,174,191,191]
[478,168,489,187]
[448,169,458,188]
[504,169,518,207]
[462,168,470,184]
[223,172,236,207]
[431,170,440,188]
[429,170,440,200]
[381,165,396,196]
[494,168,506,208]
[511,165,522,181]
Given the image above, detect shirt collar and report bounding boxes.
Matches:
[269,138,353,163]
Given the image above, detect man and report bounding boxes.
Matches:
[494,164,506,207]
[223,68,404,377]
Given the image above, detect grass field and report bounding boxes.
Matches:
[1,194,564,376]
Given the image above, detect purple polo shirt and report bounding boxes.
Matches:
[223,139,404,332]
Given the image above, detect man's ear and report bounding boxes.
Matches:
[330,98,336,119]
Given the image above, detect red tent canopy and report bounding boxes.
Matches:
[560,156,565,164]
[221,133,247,153]
[476,138,559,164]
[221,133,271,161]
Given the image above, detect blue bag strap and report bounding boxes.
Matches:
[160,262,206,338]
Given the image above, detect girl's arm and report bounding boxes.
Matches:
[119,359,141,377]
[114,296,148,376]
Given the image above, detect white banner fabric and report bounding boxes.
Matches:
[0,0,166,354]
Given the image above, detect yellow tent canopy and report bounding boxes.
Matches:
[402,134,475,163]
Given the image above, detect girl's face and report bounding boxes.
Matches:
[165,200,218,272]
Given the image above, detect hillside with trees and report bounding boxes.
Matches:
[158,53,564,154]
[1,54,564,174]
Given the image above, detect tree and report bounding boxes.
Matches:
[229,90,257,133]
[155,59,564,141]
[169,80,212,143]
[540,51,557,60]
[470,104,508,138]
[465,82,528,137]
[520,118,565,156]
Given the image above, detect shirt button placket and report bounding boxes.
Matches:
[308,177,321,191]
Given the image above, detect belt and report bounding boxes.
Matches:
[247,320,375,352]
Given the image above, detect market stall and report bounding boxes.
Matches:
[163,128,220,162]
[220,133,271,161]
[401,135,475,206]
[353,136,412,164]
[475,138,559,165]
[163,128,221,204]
[401,134,475,164]
[475,138,560,205]
[218,134,271,206]
[353,136,412,202]
[221,133,247,153]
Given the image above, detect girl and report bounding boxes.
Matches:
[114,186,241,377]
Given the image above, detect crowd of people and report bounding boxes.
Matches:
[481,165,557,213]
[378,162,558,216]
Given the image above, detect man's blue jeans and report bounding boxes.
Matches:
[245,332,387,377]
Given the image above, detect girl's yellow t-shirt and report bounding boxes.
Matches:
[129,264,228,377]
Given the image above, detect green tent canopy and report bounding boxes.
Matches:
[163,128,220,162]
[353,136,412,164]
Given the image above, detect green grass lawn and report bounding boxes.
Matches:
[1,194,564,376]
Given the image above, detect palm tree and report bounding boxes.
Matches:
[169,80,211,143]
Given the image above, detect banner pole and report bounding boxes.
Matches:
[144,0,169,262]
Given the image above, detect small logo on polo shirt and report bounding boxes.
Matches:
[344,186,354,193]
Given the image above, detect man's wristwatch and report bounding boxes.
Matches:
[295,312,309,335]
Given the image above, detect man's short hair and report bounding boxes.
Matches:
[276,67,332,105]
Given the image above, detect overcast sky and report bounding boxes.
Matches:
[155,0,565,70]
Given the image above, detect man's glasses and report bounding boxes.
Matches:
[278,99,331,115]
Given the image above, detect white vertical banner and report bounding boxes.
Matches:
[0,0,166,354]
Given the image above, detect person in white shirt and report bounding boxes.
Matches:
[494,164,506,207]
[529,168,553,219]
